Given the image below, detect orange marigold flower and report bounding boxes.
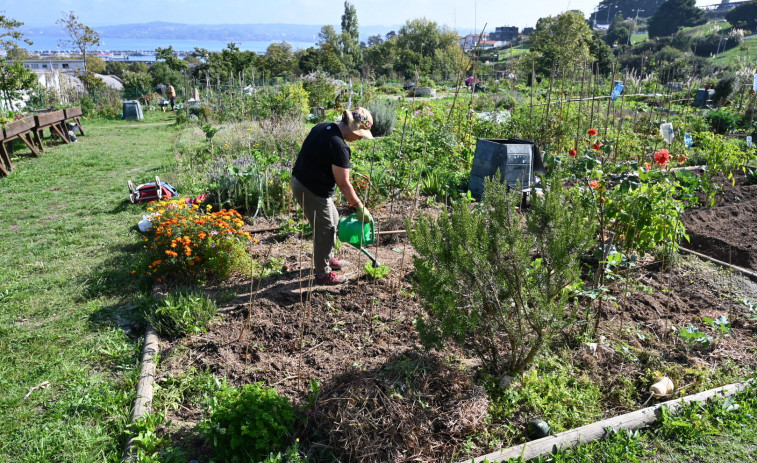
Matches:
[131,270,137,274]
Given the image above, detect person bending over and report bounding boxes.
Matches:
[290,107,374,285]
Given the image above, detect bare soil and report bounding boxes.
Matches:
[157,180,757,462]
[682,178,757,271]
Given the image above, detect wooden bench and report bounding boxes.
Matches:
[1,117,39,176]
[64,106,85,137]
[33,109,70,151]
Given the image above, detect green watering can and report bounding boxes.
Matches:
[337,213,380,267]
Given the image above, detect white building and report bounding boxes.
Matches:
[22,59,86,72]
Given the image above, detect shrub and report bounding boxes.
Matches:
[302,71,338,109]
[144,288,217,337]
[409,176,594,375]
[252,82,310,121]
[692,33,741,57]
[713,74,737,105]
[368,99,398,137]
[199,382,295,462]
[139,199,251,282]
[705,108,741,134]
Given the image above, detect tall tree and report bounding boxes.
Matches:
[394,18,460,79]
[647,0,706,38]
[0,15,38,110]
[318,25,340,49]
[726,0,757,30]
[260,42,298,78]
[366,35,384,47]
[297,45,346,76]
[57,11,100,76]
[155,46,188,72]
[339,1,362,71]
[528,11,596,76]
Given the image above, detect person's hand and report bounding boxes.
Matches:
[355,204,373,223]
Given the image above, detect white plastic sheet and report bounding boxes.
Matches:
[660,123,674,144]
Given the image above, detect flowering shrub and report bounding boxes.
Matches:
[139,199,252,282]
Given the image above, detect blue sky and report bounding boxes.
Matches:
[1,0,716,31]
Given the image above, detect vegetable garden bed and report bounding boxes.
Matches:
[148,176,757,461]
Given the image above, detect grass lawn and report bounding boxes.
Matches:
[631,32,648,45]
[0,110,177,461]
[504,44,530,59]
[713,36,757,68]
[680,21,730,38]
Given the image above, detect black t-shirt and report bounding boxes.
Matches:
[292,123,351,197]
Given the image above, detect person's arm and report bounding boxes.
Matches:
[332,165,361,207]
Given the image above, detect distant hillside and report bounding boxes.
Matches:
[21,22,400,44]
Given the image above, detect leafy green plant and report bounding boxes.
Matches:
[702,315,732,340]
[153,366,224,414]
[144,288,217,337]
[206,159,264,216]
[363,262,391,279]
[488,355,603,437]
[201,123,222,141]
[199,382,295,463]
[409,176,594,374]
[677,325,714,349]
[277,215,312,238]
[258,441,307,463]
[126,412,187,462]
[705,109,741,135]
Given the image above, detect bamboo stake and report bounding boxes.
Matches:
[603,62,616,140]
[575,62,587,150]
[541,59,557,146]
[588,62,597,130]
[529,61,535,140]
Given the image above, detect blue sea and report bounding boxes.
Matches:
[23,35,316,54]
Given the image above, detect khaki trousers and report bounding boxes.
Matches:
[291,176,339,276]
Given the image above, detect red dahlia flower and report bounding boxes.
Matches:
[654,149,670,167]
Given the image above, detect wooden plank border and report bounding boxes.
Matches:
[461,380,753,462]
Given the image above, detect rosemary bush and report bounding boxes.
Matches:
[409,177,594,374]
